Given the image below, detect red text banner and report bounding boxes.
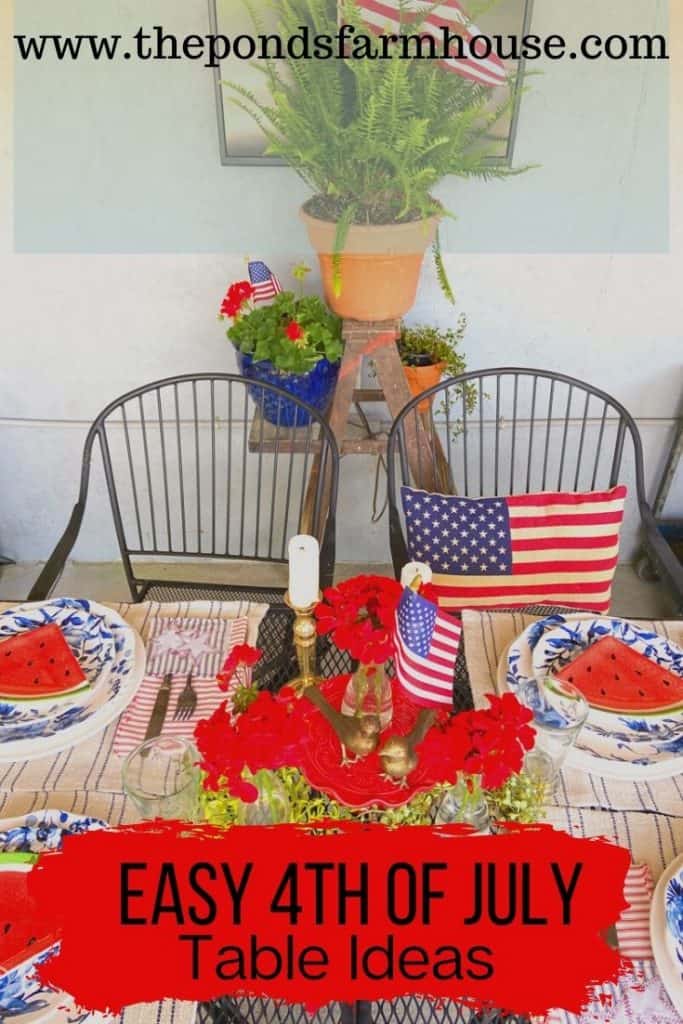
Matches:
[29,821,630,1017]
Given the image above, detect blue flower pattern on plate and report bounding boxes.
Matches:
[0,599,133,743]
[665,871,683,979]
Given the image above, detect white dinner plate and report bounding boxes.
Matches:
[0,599,145,763]
[498,624,683,781]
[650,853,683,1016]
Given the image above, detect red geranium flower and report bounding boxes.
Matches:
[194,689,309,801]
[219,280,254,320]
[228,280,254,303]
[216,643,262,692]
[285,320,305,341]
[447,693,535,791]
[314,575,403,665]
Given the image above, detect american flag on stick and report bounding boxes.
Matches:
[353,0,507,88]
[393,586,461,707]
[248,260,283,303]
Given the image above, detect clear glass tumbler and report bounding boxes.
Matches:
[525,674,589,786]
[122,737,200,821]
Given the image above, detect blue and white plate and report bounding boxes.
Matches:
[0,811,107,1024]
[499,614,683,780]
[531,618,683,742]
[0,600,145,763]
[651,853,683,1016]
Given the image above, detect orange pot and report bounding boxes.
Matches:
[403,362,446,413]
[300,207,440,322]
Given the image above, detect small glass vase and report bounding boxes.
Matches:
[236,769,290,825]
[435,780,491,834]
[341,662,393,729]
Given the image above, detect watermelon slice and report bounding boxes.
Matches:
[0,624,87,701]
[556,635,683,715]
[0,863,58,974]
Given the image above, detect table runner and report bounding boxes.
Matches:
[0,599,268,1024]
[462,610,683,817]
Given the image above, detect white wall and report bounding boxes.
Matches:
[0,0,681,570]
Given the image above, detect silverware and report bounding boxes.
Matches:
[143,673,173,741]
[173,671,198,722]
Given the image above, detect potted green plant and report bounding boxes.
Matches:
[220,273,343,427]
[227,0,526,322]
[398,318,469,412]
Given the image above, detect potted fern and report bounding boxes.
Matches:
[228,0,524,322]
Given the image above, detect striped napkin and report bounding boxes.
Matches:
[112,616,248,757]
[616,863,654,961]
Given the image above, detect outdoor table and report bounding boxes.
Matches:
[2,598,681,1024]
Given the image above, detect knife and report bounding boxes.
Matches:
[143,673,173,742]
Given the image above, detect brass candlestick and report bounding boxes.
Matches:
[284,591,321,693]
[285,591,381,764]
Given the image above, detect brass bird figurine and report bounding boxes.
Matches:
[379,708,438,786]
[304,685,381,765]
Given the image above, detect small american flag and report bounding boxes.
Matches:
[354,0,507,88]
[248,260,283,303]
[394,586,461,707]
[401,486,627,614]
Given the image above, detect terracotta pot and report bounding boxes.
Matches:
[402,361,446,413]
[300,206,440,322]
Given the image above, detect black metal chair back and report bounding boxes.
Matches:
[29,373,339,601]
[387,367,679,596]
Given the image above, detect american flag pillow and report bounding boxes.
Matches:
[401,485,627,614]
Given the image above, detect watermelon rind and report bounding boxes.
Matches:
[0,680,91,703]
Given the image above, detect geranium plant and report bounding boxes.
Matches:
[444,693,536,822]
[220,284,343,375]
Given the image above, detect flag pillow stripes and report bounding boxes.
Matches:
[400,485,627,614]
[394,586,462,707]
[248,260,283,303]
[354,0,507,88]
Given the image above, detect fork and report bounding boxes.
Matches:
[173,671,198,721]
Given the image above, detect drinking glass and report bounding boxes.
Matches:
[122,737,200,821]
[525,674,589,786]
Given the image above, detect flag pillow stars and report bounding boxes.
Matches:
[400,485,627,614]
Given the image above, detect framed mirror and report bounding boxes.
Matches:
[210,0,534,166]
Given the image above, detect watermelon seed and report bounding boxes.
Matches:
[586,666,592,672]
[600,688,607,696]
[639,690,645,697]
[39,642,45,648]
[610,654,616,661]
[664,680,670,686]
[2,922,10,935]
[65,670,70,676]
[33,678,40,685]
[27,661,33,667]
[49,658,55,664]
[4,652,9,656]
[615,674,620,681]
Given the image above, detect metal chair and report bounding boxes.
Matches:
[29,373,340,608]
[387,367,683,611]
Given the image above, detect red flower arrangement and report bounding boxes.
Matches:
[447,693,536,790]
[314,575,403,666]
[194,688,308,802]
[216,643,262,693]
[219,280,254,320]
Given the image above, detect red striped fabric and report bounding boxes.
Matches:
[354,0,507,87]
[401,485,627,614]
[616,863,654,961]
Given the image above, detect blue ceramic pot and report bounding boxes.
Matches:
[236,351,339,427]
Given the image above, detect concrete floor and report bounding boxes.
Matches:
[0,559,679,619]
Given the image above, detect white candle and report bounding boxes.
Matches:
[400,561,433,588]
[288,535,320,607]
